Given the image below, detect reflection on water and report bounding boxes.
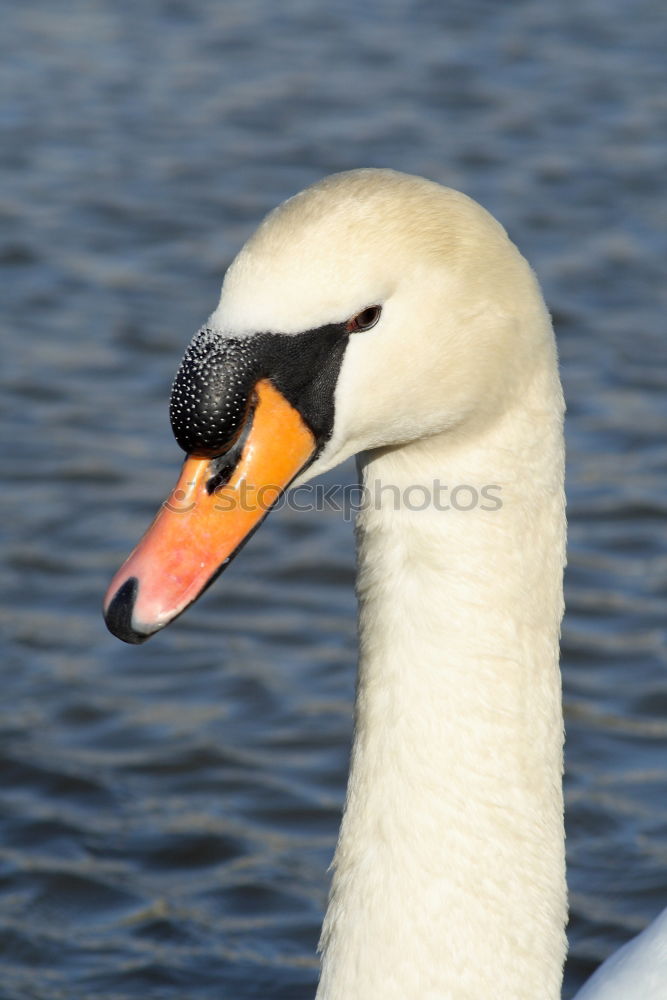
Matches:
[1,0,666,996]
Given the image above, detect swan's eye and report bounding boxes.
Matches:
[346,305,382,334]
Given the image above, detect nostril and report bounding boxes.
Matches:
[104,577,150,644]
[204,392,258,495]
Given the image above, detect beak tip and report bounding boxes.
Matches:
[104,577,156,645]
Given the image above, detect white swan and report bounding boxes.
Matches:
[104,169,667,999]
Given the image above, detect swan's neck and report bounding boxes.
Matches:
[316,372,567,1000]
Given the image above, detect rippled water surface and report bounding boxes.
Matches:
[2,1,667,997]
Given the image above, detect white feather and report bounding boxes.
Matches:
[211,169,666,999]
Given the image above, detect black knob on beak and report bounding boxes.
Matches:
[169,329,259,457]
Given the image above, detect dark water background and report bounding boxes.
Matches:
[2,1,667,997]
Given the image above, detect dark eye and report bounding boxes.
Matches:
[345,305,382,334]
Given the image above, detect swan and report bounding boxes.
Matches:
[103,169,667,999]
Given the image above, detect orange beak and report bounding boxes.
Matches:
[104,379,317,643]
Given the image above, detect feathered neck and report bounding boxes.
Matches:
[316,361,567,1000]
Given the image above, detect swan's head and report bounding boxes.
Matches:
[104,169,551,643]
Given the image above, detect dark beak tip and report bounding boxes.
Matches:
[104,577,154,645]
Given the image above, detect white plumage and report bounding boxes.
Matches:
[169,169,667,998]
[211,168,667,1000]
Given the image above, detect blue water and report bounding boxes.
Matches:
[2,1,666,996]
